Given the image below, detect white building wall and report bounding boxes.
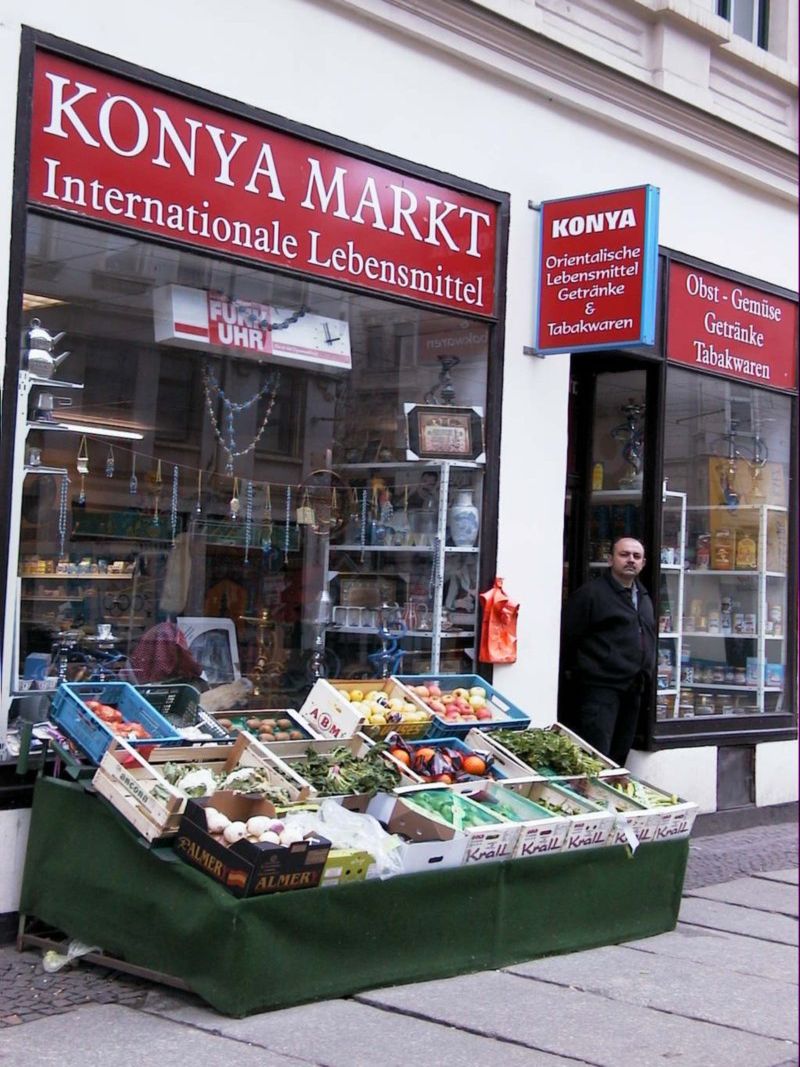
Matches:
[0,0,795,908]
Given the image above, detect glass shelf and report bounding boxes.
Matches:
[682,683,781,692]
[684,569,760,577]
[20,573,135,580]
[325,626,474,639]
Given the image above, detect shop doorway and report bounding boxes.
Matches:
[558,353,662,728]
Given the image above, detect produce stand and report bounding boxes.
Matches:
[18,776,689,1017]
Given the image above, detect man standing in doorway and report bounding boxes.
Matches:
[560,536,656,766]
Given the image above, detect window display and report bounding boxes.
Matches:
[655,367,793,728]
[13,214,489,712]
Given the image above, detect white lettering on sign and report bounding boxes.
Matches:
[31,55,499,316]
[692,341,771,380]
[300,160,490,256]
[551,208,637,238]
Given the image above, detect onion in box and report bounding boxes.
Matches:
[245,815,274,837]
[204,806,231,834]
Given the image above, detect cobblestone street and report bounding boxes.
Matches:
[1,819,796,1029]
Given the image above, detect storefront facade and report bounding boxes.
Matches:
[0,1,796,928]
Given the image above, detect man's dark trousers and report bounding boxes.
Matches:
[573,676,644,767]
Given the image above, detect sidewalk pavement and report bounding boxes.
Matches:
[1,820,796,1066]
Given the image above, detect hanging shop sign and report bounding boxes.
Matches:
[29,51,499,317]
[667,263,798,391]
[153,285,352,371]
[533,185,659,354]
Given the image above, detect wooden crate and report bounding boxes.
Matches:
[92,732,310,843]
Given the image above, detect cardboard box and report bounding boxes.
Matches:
[297,678,430,740]
[391,783,522,865]
[504,778,615,852]
[174,793,330,897]
[449,781,570,860]
[367,792,466,874]
[597,774,699,842]
[92,731,311,843]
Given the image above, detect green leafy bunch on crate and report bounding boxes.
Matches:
[492,729,605,776]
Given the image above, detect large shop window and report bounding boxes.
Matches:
[656,367,793,730]
[16,214,488,710]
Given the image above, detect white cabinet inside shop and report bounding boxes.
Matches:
[656,498,788,722]
[322,460,483,677]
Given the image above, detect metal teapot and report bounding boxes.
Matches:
[23,317,71,379]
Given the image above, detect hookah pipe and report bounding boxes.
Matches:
[720,420,741,507]
[367,605,408,677]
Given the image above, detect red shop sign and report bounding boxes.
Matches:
[667,263,798,392]
[28,51,499,317]
[534,185,659,354]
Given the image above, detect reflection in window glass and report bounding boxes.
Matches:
[18,214,489,709]
[588,371,646,564]
[657,366,792,724]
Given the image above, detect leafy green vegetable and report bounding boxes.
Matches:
[292,743,401,796]
[492,729,605,776]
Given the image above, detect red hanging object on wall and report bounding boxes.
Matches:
[478,577,519,664]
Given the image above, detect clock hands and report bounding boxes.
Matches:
[323,321,341,345]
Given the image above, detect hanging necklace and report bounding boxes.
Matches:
[202,364,281,475]
[58,474,70,557]
[170,465,179,545]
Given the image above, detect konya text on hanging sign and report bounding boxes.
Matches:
[533,185,659,354]
[667,263,798,392]
[153,286,352,372]
[28,51,499,317]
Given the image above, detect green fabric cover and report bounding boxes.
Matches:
[20,777,688,1017]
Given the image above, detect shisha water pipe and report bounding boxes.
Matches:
[611,400,645,489]
[424,355,460,406]
[367,603,407,678]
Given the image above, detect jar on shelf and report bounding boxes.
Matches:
[712,528,734,570]
[716,694,734,716]
[696,695,715,716]
[695,533,711,569]
[734,667,747,685]
[679,693,695,718]
[735,530,757,570]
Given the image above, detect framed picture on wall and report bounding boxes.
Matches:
[404,403,485,462]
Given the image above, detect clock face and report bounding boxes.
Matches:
[288,312,351,362]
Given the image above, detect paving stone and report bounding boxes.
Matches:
[754,869,799,885]
[686,875,799,917]
[144,996,576,1066]
[679,895,798,944]
[356,970,796,1067]
[0,1004,304,1066]
[580,922,797,983]
[684,827,799,890]
[504,942,797,1040]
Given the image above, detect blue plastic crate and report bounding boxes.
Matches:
[395,675,530,739]
[51,681,182,765]
[403,736,508,780]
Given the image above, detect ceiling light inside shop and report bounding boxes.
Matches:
[39,421,144,441]
[22,293,67,311]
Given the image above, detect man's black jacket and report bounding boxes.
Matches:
[561,570,656,690]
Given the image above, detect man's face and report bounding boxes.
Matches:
[609,539,645,585]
